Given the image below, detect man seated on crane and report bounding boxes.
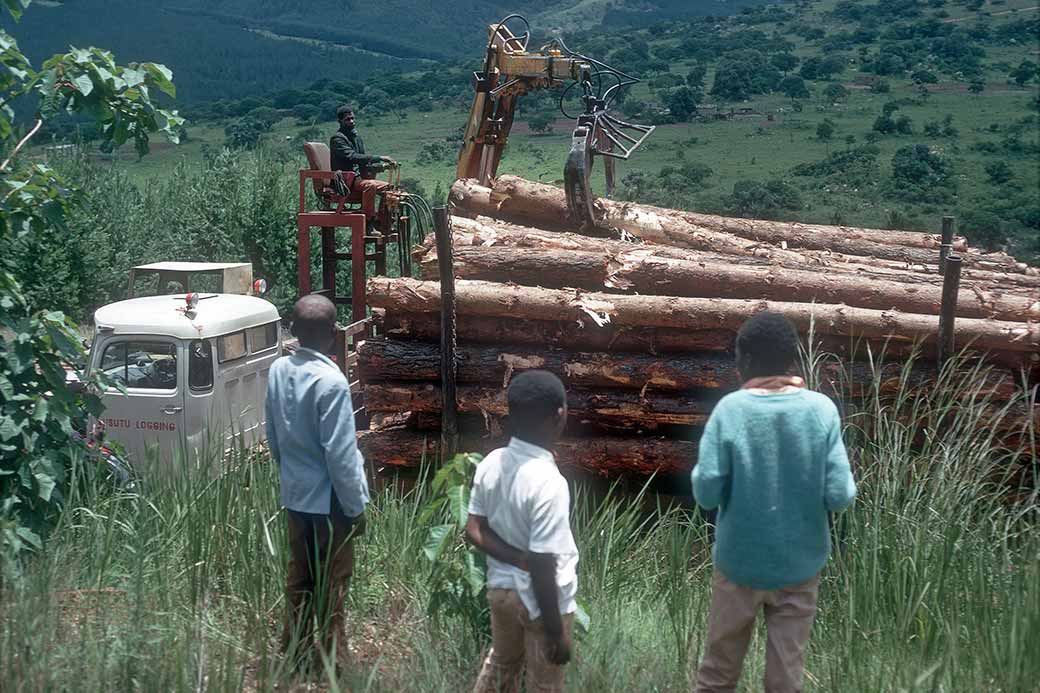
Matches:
[330,104,396,198]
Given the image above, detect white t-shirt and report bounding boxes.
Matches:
[468,437,579,619]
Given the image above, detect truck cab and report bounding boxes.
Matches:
[127,261,259,297]
[86,292,282,465]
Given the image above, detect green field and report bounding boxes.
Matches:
[92,0,1040,264]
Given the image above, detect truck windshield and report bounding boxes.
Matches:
[100,341,178,390]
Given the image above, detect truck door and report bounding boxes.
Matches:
[93,337,186,464]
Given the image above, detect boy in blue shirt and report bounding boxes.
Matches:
[692,312,857,693]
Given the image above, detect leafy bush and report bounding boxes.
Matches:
[421,453,489,646]
[891,144,950,187]
[792,145,880,185]
[724,179,803,219]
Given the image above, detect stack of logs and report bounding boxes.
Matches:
[357,175,1039,479]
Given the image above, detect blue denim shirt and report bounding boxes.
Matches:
[265,347,369,517]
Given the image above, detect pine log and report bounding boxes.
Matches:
[374,310,1040,373]
[438,216,1040,293]
[367,277,1040,354]
[420,243,1040,322]
[365,381,717,428]
[450,177,1031,273]
[358,338,1023,400]
[357,427,698,475]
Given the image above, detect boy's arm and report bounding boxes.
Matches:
[529,552,571,665]
[264,390,281,464]
[823,405,857,511]
[319,381,369,518]
[465,515,529,570]
[528,478,574,665]
[691,413,728,510]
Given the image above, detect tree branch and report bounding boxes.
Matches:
[1,118,43,172]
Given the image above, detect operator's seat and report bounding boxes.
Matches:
[301,142,376,219]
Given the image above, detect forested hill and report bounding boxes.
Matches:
[7,0,767,102]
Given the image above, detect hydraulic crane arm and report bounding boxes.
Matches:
[456,17,588,185]
[456,15,655,229]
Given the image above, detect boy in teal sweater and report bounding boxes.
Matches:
[692,312,857,693]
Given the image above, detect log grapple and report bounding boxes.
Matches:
[456,14,654,229]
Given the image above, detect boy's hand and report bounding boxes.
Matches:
[350,513,366,537]
[545,629,572,665]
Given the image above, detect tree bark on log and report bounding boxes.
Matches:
[368,277,1040,354]
[365,381,717,428]
[436,216,1040,293]
[358,427,698,476]
[373,310,1040,373]
[358,338,1022,400]
[449,177,1031,273]
[419,243,1040,322]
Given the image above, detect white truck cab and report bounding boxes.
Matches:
[87,292,282,465]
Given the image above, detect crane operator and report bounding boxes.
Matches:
[330,104,396,197]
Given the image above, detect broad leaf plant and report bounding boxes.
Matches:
[1,0,182,581]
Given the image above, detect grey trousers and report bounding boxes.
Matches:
[694,570,820,693]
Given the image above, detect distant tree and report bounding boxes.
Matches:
[823,83,849,102]
[895,115,914,134]
[780,76,810,99]
[686,64,708,88]
[725,179,803,219]
[1010,60,1038,87]
[224,116,271,149]
[527,111,555,135]
[865,130,881,144]
[663,86,700,122]
[871,80,891,93]
[942,114,958,138]
[968,79,985,95]
[911,69,938,84]
[924,120,942,137]
[771,52,800,74]
[816,119,836,141]
[891,144,950,187]
[984,160,1013,185]
[292,103,319,124]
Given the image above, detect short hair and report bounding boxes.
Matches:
[291,294,336,345]
[736,312,800,375]
[336,104,354,118]
[507,370,566,434]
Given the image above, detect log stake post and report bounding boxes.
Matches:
[433,206,459,462]
[939,215,955,276]
[937,254,962,370]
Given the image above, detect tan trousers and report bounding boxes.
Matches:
[281,504,356,665]
[473,588,574,693]
[694,570,820,693]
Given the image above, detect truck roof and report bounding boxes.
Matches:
[93,294,281,340]
[132,261,251,272]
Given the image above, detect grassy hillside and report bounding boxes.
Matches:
[7,0,769,102]
[77,0,1038,262]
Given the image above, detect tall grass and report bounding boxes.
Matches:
[2,351,1037,691]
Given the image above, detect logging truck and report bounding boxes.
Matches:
[85,291,281,464]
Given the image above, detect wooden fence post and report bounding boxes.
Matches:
[433,207,458,462]
[939,215,955,276]
[937,253,962,369]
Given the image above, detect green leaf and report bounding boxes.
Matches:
[574,602,591,634]
[72,73,94,97]
[15,526,42,549]
[0,416,19,442]
[3,0,31,21]
[423,524,454,563]
[33,472,55,502]
[447,484,469,526]
[464,550,484,595]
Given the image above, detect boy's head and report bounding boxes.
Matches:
[291,294,337,352]
[506,370,567,445]
[735,312,800,380]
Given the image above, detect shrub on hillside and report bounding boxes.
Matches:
[724,179,803,219]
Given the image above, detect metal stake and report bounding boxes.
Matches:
[937,254,962,370]
[433,206,459,462]
[939,215,954,276]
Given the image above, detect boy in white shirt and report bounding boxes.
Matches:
[466,370,579,693]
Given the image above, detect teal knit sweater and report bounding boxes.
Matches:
[692,389,857,590]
